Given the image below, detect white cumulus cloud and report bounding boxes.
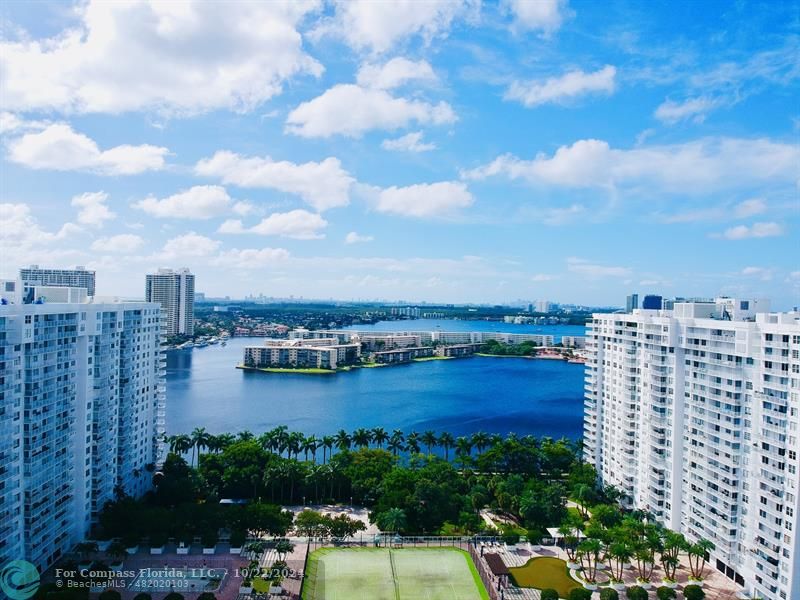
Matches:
[195,151,354,212]
[501,0,573,35]
[505,65,616,108]
[381,131,436,152]
[212,247,291,268]
[373,181,474,218]
[7,124,167,175]
[133,185,234,219]
[159,233,221,259]
[345,232,374,244]
[714,222,784,240]
[285,84,456,138]
[654,96,720,124]
[462,137,799,195]
[357,58,437,90]
[72,191,115,227]
[219,210,328,239]
[312,0,478,54]
[0,1,323,115]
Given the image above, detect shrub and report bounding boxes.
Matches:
[201,530,219,548]
[164,594,184,600]
[98,592,121,600]
[626,587,648,600]
[568,589,593,600]
[502,531,521,545]
[196,594,216,600]
[656,587,677,600]
[540,590,560,600]
[600,589,620,600]
[132,594,152,600]
[683,585,705,600]
[229,529,247,548]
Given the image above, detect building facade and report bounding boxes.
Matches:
[243,338,360,370]
[0,298,165,571]
[20,265,96,298]
[145,268,195,336]
[584,299,800,600]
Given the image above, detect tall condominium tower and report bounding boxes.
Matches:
[145,268,195,336]
[20,265,96,297]
[584,298,800,600]
[0,293,165,571]
[626,293,639,312]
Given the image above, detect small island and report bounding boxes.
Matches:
[238,329,585,374]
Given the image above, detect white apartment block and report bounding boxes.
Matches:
[0,295,165,571]
[243,338,360,370]
[20,265,96,298]
[584,298,800,600]
[145,268,195,336]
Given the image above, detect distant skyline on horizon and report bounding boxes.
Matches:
[1,1,798,308]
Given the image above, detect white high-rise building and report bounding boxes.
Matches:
[584,298,800,600]
[145,268,195,336]
[0,291,165,571]
[20,265,96,297]
[535,300,552,313]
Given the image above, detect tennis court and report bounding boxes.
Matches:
[302,547,489,600]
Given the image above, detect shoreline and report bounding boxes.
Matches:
[237,353,583,375]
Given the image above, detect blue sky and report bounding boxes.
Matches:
[1,0,798,307]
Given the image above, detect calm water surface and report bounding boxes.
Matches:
[166,322,586,439]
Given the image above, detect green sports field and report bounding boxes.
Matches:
[302,547,490,600]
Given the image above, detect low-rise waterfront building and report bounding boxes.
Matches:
[584,298,800,600]
[435,343,483,357]
[243,338,360,370]
[560,335,586,348]
[370,346,434,363]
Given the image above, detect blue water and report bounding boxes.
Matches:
[165,323,586,440]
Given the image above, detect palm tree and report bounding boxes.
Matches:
[352,428,372,449]
[376,508,407,533]
[287,431,304,460]
[387,436,405,456]
[421,430,438,455]
[106,541,128,566]
[577,538,602,584]
[168,434,192,455]
[454,436,472,465]
[405,431,421,454]
[321,435,335,463]
[607,538,633,582]
[371,427,389,448]
[558,523,579,563]
[334,430,351,452]
[191,427,211,466]
[572,483,594,519]
[237,430,254,441]
[470,431,490,454]
[439,432,455,461]
[302,435,319,462]
[687,538,714,579]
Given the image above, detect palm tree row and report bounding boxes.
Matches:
[166,427,573,467]
[559,506,714,586]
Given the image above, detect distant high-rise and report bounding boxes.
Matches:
[625,293,639,312]
[146,268,195,336]
[535,300,551,313]
[584,298,800,600]
[642,294,663,309]
[0,294,164,571]
[20,265,96,297]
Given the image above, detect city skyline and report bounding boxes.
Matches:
[1,0,799,307]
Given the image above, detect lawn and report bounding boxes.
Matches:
[302,547,489,600]
[412,356,453,361]
[508,557,582,598]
